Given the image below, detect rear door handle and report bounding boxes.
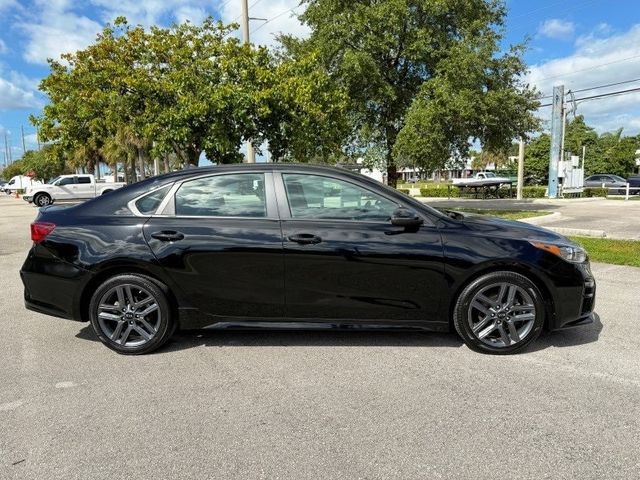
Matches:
[151,230,185,242]
[288,233,322,245]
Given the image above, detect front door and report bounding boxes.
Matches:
[143,172,285,320]
[276,172,446,325]
[54,176,77,200]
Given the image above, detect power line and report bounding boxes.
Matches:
[252,6,299,34]
[539,77,640,100]
[539,86,640,108]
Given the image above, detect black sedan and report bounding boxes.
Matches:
[21,164,596,355]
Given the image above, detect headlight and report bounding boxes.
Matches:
[529,241,587,263]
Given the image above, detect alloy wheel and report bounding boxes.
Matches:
[467,282,536,348]
[96,284,162,347]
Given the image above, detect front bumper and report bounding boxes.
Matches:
[22,195,32,202]
[549,262,596,331]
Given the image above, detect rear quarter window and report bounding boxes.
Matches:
[134,186,171,215]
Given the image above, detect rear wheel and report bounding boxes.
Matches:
[89,274,174,354]
[34,193,52,207]
[453,271,545,354]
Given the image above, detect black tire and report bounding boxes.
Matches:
[101,189,113,195]
[33,193,52,207]
[89,274,175,355]
[453,271,545,355]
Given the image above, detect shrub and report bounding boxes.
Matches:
[397,188,410,195]
[583,187,608,198]
[521,186,547,198]
[420,186,458,197]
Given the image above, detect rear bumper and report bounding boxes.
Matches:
[20,247,91,321]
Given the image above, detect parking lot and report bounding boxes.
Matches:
[1,195,639,480]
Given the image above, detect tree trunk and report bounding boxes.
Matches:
[385,125,399,187]
[187,147,200,167]
[163,156,170,173]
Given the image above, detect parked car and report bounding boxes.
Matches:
[584,174,627,194]
[21,164,596,355]
[626,175,640,194]
[4,175,41,194]
[24,174,126,206]
[0,180,6,192]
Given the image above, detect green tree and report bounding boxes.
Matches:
[284,0,539,185]
[524,133,550,181]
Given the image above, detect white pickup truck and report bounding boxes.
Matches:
[24,174,126,206]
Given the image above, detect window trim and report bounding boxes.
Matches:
[128,183,175,217]
[157,171,278,220]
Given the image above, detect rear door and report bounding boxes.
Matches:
[142,171,285,321]
[275,171,446,326]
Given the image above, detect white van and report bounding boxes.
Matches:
[4,175,41,194]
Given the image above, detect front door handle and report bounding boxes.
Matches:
[151,230,185,242]
[288,233,322,245]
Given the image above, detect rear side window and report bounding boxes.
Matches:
[77,176,91,184]
[175,173,266,217]
[134,186,171,215]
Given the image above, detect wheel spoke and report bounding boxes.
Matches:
[138,303,158,317]
[99,303,121,312]
[119,325,133,345]
[506,285,517,307]
[124,286,136,306]
[133,325,151,341]
[139,318,157,335]
[475,294,494,307]
[98,311,121,322]
[110,321,125,341]
[496,284,507,304]
[512,304,534,312]
[498,325,511,345]
[473,315,493,333]
[134,295,155,309]
[512,313,535,323]
[477,322,497,339]
[116,287,126,307]
[506,320,521,342]
[471,301,491,316]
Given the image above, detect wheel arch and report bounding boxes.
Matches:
[447,261,556,331]
[78,264,179,324]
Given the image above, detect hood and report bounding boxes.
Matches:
[455,212,574,245]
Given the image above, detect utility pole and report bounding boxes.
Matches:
[36,126,41,151]
[21,125,27,153]
[548,85,564,198]
[517,138,525,200]
[4,131,10,164]
[241,0,256,163]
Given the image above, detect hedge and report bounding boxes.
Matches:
[397,188,410,195]
[418,186,547,198]
[583,187,608,197]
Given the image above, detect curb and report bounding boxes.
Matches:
[537,226,607,238]
[520,211,561,225]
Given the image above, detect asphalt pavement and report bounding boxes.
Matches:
[1,195,639,480]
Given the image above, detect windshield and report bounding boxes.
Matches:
[611,175,626,182]
[483,172,496,178]
[48,176,61,185]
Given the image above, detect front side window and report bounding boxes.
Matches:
[175,173,266,217]
[57,177,75,186]
[283,174,397,221]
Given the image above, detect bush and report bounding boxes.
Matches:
[583,187,608,198]
[521,186,547,198]
[420,186,458,197]
[397,188,410,195]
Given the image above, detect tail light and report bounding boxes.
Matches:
[31,222,56,243]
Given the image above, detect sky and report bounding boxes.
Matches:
[1,0,639,163]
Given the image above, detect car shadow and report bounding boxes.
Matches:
[75,314,603,354]
[75,324,464,350]
[527,313,603,353]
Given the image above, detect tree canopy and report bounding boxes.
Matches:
[282,0,539,184]
[32,17,348,173]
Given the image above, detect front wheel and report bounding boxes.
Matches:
[33,193,52,207]
[89,274,175,354]
[453,271,545,354]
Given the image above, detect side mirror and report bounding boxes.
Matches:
[390,207,423,229]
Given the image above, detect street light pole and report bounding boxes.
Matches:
[241,0,256,163]
[517,138,525,200]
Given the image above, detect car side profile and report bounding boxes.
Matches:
[21,164,596,355]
